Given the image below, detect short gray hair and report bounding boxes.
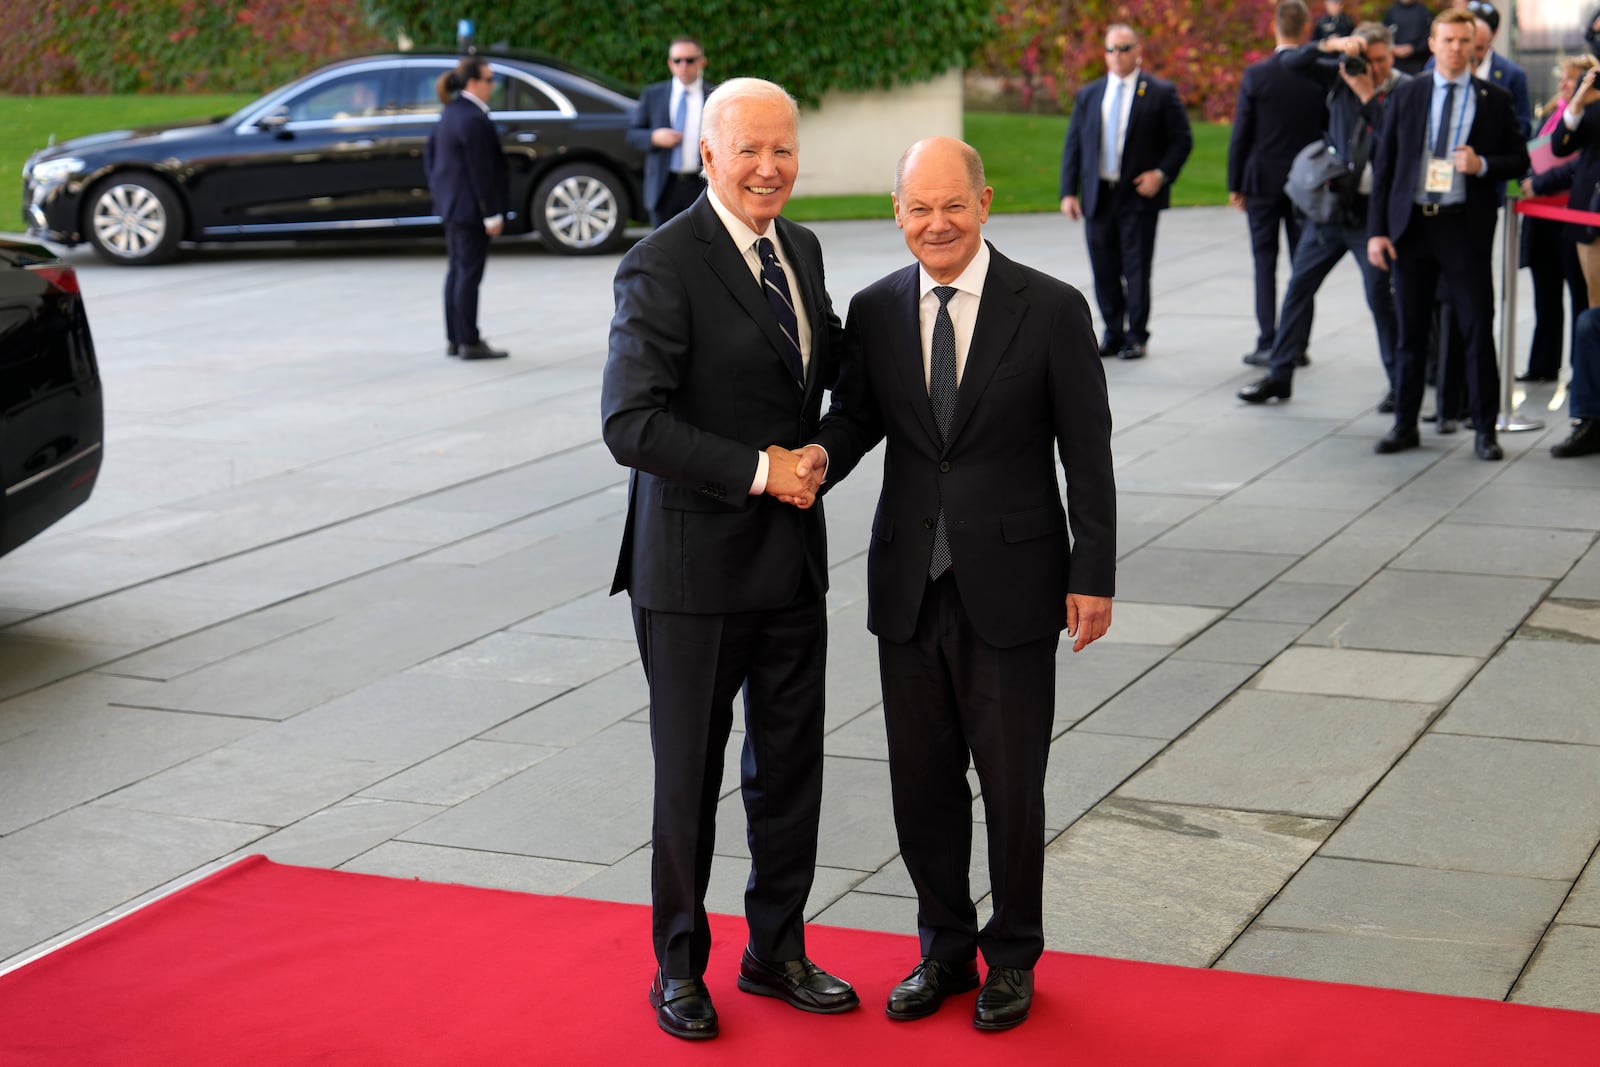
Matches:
[701,78,799,147]
[894,138,987,199]
[1354,21,1394,47]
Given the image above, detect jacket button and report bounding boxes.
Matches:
[939,461,950,473]
[923,518,935,529]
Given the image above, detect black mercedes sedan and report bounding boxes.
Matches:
[22,51,647,265]
[0,240,102,557]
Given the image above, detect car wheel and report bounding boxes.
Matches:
[531,164,627,255]
[86,174,184,265]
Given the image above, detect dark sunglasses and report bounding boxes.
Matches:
[1105,43,1136,54]
[670,56,704,65]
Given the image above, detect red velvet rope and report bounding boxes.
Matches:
[1514,193,1600,225]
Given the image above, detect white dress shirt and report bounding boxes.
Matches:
[670,79,705,174]
[1099,70,1139,181]
[916,241,991,390]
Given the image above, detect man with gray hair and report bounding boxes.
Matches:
[1239,21,1406,407]
[602,76,856,1041]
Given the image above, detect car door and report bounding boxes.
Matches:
[187,66,400,235]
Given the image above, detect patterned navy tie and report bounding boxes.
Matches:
[927,285,958,579]
[757,237,804,383]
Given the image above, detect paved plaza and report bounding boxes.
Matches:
[1,206,1597,1014]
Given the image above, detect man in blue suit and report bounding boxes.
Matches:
[1366,7,1529,460]
[626,36,716,228]
[424,55,509,360]
[1060,24,1194,361]
[1229,0,1328,363]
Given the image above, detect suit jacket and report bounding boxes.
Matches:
[423,95,508,223]
[626,79,717,213]
[1228,51,1329,198]
[812,244,1116,649]
[1368,75,1529,246]
[1060,72,1194,217]
[601,196,842,614]
[1425,52,1533,138]
[1553,101,1600,235]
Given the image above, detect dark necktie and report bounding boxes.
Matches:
[757,237,804,384]
[1428,82,1456,204]
[927,285,957,579]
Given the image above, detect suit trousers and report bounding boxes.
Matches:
[632,595,826,978]
[650,174,704,228]
[1085,181,1161,346]
[1571,308,1600,419]
[1525,220,1589,378]
[1266,215,1397,385]
[442,222,490,346]
[1390,210,1501,432]
[1245,193,1305,351]
[878,575,1059,970]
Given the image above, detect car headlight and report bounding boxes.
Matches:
[27,157,86,184]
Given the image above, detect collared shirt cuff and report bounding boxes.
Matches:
[1476,157,1489,178]
[483,214,503,231]
[749,449,769,495]
[1565,106,1583,129]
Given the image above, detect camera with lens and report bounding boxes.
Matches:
[1342,53,1368,76]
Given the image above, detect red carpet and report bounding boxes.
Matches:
[1,856,1594,1065]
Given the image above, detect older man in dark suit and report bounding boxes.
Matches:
[1367,7,1529,459]
[601,77,857,1042]
[1060,24,1193,361]
[625,36,716,227]
[1230,0,1328,363]
[799,137,1116,1032]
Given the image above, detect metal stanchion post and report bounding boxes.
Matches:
[1499,199,1543,432]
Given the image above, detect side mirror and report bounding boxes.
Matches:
[258,107,291,136]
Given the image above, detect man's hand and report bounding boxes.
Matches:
[485,218,504,237]
[1394,43,1414,59]
[1452,144,1483,175]
[1367,235,1396,271]
[1340,66,1376,103]
[1065,594,1113,653]
[1133,169,1165,198]
[1227,192,1246,211]
[1060,195,1083,221]
[650,127,684,149]
[764,445,823,508]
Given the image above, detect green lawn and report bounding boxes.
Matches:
[2,96,1231,231]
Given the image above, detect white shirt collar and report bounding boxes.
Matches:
[706,186,774,249]
[672,78,704,98]
[462,88,491,113]
[918,240,991,302]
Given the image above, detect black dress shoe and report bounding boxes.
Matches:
[885,958,980,1021]
[458,341,508,360]
[1377,390,1396,415]
[1295,351,1312,367]
[1474,431,1503,461]
[1238,375,1292,404]
[1242,348,1271,366]
[1516,371,1558,383]
[650,970,718,1040]
[446,342,459,357]
[1117,342,1146,361]
[973,966,1034,1031]
[1437,418,1458,435]
[1552,419,1600,457]
[1375,425,1420,454]
[1098,338,1123,358]
[736,948,859,1013]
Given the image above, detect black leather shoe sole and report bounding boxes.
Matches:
[974,1010,1030,1032]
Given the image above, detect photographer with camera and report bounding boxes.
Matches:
[1239,22,1405,406]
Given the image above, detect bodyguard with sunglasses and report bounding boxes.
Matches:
[628,36,718,227]
[1060,24,1193,362]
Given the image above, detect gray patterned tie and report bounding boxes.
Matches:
[928,285,957,579]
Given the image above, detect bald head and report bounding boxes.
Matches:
[892,137,993,283]
[895,137,986,200]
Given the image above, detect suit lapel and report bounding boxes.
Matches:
[692,201,800,387]
[944,244,1024,450]
[776,217,824,399]
[1084,80,1106,177]
[885,266,941,448]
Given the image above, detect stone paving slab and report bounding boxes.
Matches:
[358,738,560,807]
[1039,797,1332,966]
[1096,602,1223,646]
[1388,522,1596,580]
[1510,925,1600,1012]
[1043,731,1169,830]
[1075,659,1257,740]
[483,666,646,748]
[1323,734,1600,880]
[1559,854,1600,927]
[341,840,605,896]
[1151,501,1359,557]
[229,797,444,870]
[1301,570,1550,658]
[1554,541,1600,599]
[1228,580,1354,624]
[1169,618,1305,665]
[1119,691,1433,819]
[1522,597,1600,642]
[1113,547,1297,608]
[1253,646,1480,703]
[1439,639,1600,745]
[1218,855,1567,998]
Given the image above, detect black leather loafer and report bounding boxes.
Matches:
[1238,375,1291,404]
[457,341,509,360]
[736,947,859,1013]
[446,342,459,357]
[973,966,1034,1031]
[1375,425,1420,454]
[1474,431,1503,461]
[1552,418,1600,457]
[885,957,980,1020]
[1118,342,1146,361]
[650,970,718,1040]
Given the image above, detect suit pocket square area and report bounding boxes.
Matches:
[660,483,747,512]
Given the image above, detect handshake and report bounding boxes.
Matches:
[764,444,828,509]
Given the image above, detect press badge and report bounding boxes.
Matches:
[1425,157,1455,195]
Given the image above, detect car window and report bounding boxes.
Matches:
[504,77,558,113]
[396,67,448,116]
[396,65,561,116]
[284,72,387,123]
